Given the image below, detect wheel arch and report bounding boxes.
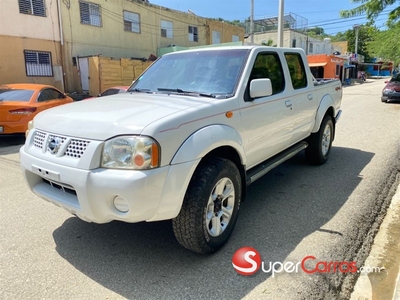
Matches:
[170,125,247,202]
[312,95,336,139]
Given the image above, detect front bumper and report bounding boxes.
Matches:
[20,146,199,224]
[0,122,28,134]
[382,92,400,102]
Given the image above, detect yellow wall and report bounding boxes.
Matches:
[0,0,63,90]
[0,35,63,90]
[332,41,348,54]
[0,0,60,40]
[206,20,245,44]
[59,0,244,92]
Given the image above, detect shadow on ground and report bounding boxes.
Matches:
[52,146,374,299]
[0,134,25,155]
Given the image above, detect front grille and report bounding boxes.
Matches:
[32,131,91,158]
[33,131,46,149]
[48,134,67,147]
[65,139,90,158]
[42,178,77,196]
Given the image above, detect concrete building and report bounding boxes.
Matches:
[307,54,345,81]
[0,0,244,93]
[244,29,340,55]
[0,0,64,90]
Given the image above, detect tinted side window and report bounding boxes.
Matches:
[38,89,53,102]
[49,88,63,99]
[249,52,285,95]
[285,53,308,89]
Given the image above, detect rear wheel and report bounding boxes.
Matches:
[172,158,242,254]
[305,115,334,165]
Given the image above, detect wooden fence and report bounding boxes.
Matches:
[88,56,152,96]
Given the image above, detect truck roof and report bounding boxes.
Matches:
[163,45,305,55]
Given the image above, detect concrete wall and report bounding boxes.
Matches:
[59,0,245,92]
[0,36,63,90]
[307,54,345,80]
[206,20,244,44]
[332,41,348,54]
[0,0,61,40]
[60,0,201,91]
[0,0,63,90]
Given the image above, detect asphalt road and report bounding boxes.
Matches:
[1,79,399,300]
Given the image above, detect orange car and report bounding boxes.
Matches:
[0,83,74,134]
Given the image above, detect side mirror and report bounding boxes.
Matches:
[250,78,273,98]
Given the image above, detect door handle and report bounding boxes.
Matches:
[285,100,292,107]
[308,94,313,100]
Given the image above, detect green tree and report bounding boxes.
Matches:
[367,22,400,62]
[261,39,276,47]
[343,26,375,61]
[330,31,347,42]
[305,27,329,38]
[340,0,400,26]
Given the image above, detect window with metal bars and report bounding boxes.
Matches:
[123,11,140,33]
[24,50,53,77]
[161,20,173,38]
[188,26,198,42]
[79,1,101,27]
[18,0,46,17]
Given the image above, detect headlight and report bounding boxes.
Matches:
[383,88,395,94]
[26,120,34,138]
[102,136,160,170]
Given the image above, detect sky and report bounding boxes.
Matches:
[150,0,394,35]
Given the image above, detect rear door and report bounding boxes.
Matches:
[283,51,316,144]
[36,88,69,113]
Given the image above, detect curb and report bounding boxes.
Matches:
[350,181,400,300]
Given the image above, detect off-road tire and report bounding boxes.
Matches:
[305,115,334,165]
[172,157,242,254]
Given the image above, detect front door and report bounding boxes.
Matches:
[239,51,294,169]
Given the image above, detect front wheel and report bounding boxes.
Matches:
[305,115,334,165]
[172,158,242,254]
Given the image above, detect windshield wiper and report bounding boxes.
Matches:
[157,88,216,98]
[130,88,151,93]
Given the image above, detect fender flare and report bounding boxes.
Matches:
[311,94,335,133]
[170,124,246,165]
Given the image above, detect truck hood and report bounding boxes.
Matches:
[33,93,207,140]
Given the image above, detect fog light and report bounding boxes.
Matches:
[113,196,129,213]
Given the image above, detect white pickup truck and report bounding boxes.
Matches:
[20,46,342,254]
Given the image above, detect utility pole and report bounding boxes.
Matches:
[250,0,254,43]
[277,0,284,47]
[353,24,360,58]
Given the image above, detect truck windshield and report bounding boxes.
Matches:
[129,49,249,98]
